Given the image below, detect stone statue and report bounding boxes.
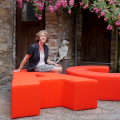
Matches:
[56,40,69,63]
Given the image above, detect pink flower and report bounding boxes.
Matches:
[83,6,87,9]
[35,13,38,17]
[54,4,58,10]
[17,0,23,8]
[85,4,89,8]
[49,5,55,12]
[94,7,97,10]
[61,0,67,8]
[119,32,120,35]
[101,11,105,16]
[111,15,114,18]
[36,1,44,11]
[79,2,83,6]
[109,2,112,5]
[115,19,120,26]
[16,0,22,3]
[18,4,22,8]
[109,25,112,30]
[69,0,74,6]
[83,3,89,9]
[95,9,100,14]
[68,9,71,14]
[115,22,118,26]
[107,26,109,30]
[49,0,52,3]
[98,15,100,18]
[107,25,112,30]
[118,13,120,18]
[38,16,42,20]
[54,0,61,9]
[104,17,108,21]
[100,7,102,10]
[91,11,94,13]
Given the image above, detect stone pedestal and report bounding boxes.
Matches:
[58,57,70,74]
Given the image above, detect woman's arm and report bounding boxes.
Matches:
[14,54,31,72]
[47,59,62,67]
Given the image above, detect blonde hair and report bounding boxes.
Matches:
[35,30,49,43]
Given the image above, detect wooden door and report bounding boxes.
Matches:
[16,2,45,68]
[82,9,111,65]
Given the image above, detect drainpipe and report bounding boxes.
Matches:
[75,11,78,66]
[115,26,118,70]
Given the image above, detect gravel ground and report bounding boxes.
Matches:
[0,82,120,120]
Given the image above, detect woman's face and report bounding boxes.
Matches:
[39,32,47,43]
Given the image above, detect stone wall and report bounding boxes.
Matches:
[0,0,14,84]
[45,5,59,62]
[45,5,76,66]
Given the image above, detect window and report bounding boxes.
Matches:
[21,2,39,21]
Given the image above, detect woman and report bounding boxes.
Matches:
[14,30,62,73]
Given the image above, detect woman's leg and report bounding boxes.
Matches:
[51,67,63,73]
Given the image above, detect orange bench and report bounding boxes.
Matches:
[11,69,98,119]
[66,66,120,101]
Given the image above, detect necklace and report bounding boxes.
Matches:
[38,42,44,55]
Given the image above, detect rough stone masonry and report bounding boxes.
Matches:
[0,0,14,85]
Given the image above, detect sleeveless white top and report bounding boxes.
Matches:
[36,49,45,67]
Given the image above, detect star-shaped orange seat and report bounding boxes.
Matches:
[11,69,97,119]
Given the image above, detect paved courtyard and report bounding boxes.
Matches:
[0,82,120,120]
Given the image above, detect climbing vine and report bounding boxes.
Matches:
[16,0,120,30]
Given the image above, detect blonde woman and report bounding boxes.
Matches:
[14,30,62,73]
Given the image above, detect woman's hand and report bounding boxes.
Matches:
[13,69,21,72]
[54,63,62,68]
[13,54,31,73]
[47,59,62,68]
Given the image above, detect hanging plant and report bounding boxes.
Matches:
[16,0,120,30]
[16,0,75,20]
[79,0,120,30]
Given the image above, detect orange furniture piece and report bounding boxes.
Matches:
[66,66,120,101]
[11,69,98,119]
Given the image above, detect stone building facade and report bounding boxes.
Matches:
[0,0,116,84]
[0,0,14,84]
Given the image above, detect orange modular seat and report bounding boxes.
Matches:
[11,69,98,119]
[66,66,120,101]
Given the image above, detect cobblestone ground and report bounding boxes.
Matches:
[0,83,120,120]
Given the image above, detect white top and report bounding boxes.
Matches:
[36,50,45,67]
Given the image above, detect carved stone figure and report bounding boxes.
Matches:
[56,40,69,63]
